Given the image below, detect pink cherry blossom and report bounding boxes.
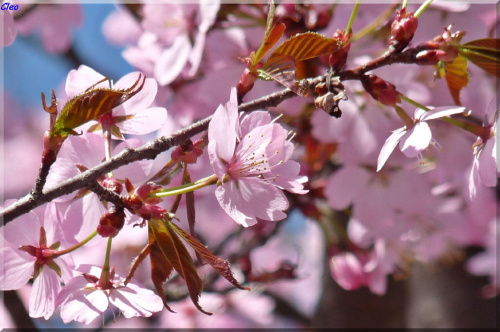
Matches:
[56,265,163,324]
[330,240,400,295]
[468,102,499,198]
[208,88,307,227]
[64,65,167,138]
[45,133,152,244]
[0,202,74,319]
[377,106,465,171]
[123,1,220,86]
[15,3,82,54]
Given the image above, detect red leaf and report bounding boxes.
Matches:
[258,55,305,95]
[257,32,340,95]
[252,0,285,67]
[149,218,211,315]
[148,231,175,312]
[268,32,340,63]
[50,74,145,138]
[168,221,250,291]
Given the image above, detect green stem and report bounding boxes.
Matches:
[401,95,430,111]
[402,0,408,10]
[52,231,98,258]
[98,237,113,288]
[414,0,434,18]
[345,0,361,33]
[440,116,488,137]
[153,174,218,198]
[353,4,399,41]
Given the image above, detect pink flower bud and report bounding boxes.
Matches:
[171,139,203,164]
[102,177,123,195]
[42,131,65,166]
[328,29,351,72]
[97,207,125,238]
[237,67,258,102]
[389,8,418,52]
[361,75,400,106]
[415,48,458,65]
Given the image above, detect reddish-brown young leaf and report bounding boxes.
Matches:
[459,38,500,77]
[147,159,183,186]
[252,0,285,67]
[149,237,175,312]
[168,220,250,291]
[149,218,211,315]
[257,32,340,95]
[257,55,304,95]
[50,74,145,138]
[267,32,340,63]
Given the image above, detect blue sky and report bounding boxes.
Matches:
[4,4,133,110]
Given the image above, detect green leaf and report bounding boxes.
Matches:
[459,38,500,77]
[149,218,210,315]
[168,220,250,291]
[50,74,145,138]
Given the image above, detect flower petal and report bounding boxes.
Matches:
[29,266,60,319]
[377,127,406,171]
[325,165,371,210]
[215,178,288,227]
[59,288,107,324]
[0,247,34,290]
[419,106,465,121]
[116,107,167,136]
[109,283,163,319]
[113,75,158,116]
[154,34,191,86]
[208,89,238,163]
[65,65,108,98]
[478,138,497,187]
[398,122,431,158]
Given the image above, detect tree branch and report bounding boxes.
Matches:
[1,44,432,224]
[1,87,305,223]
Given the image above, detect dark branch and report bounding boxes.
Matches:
[88,182,124,209]
[0,43,434,224]
[0,88,305,223]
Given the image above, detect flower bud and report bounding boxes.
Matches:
[102,177,123,195]
[97,207,125,238]
[328,29,351,72]
[415,48,458,65]
[389,8,418,52]
[361,75,400,106]
[236,67,258,102]
[171,139,203,164]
